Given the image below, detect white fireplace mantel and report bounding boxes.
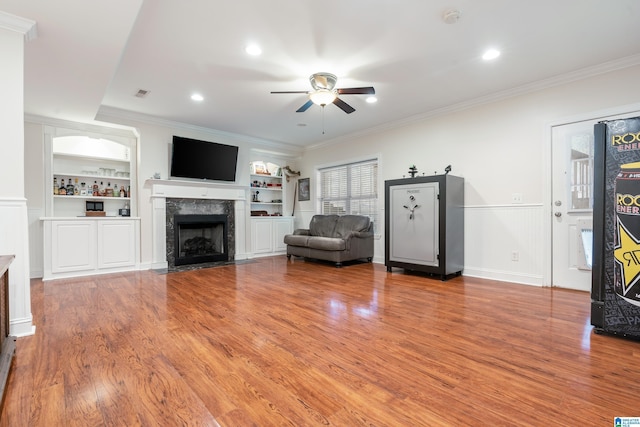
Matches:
[146,178,248,201]
[146,179,251,269]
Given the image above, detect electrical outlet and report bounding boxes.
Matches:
[511,251,519,261]
[512,193,523,203]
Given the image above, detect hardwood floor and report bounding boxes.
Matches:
[1,256,639,426]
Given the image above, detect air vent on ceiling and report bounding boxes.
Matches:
[135,89,150,98]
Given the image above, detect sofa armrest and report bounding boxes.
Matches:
[293,228,310,236]
[351,230,373,239]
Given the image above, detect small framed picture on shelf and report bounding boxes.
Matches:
[250,161,269,175]
[298,178,310,201]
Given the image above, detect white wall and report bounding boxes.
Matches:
[0,19,35,336]
[23,64,640,288]
[88,117,302,269]
[295,64,640,285]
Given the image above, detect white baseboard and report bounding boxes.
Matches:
[11,317,35,337]
[462,267,544,287]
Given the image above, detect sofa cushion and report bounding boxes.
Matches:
[309,215,339,237]
[283,234,309,246]
[307,236,346,251]
[334,215,370,238]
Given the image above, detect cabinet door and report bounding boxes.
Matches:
[97,221,136,268]
[51,221,96,273]
[388,182,439,266]
[273,218,293,252]
[251,219,273,253]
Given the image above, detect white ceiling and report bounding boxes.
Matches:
[2,0,640,148]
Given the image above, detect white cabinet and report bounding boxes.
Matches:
[251,217,293,256]
[97,220,137,269]
[51,220,96,273]
[43,218,139,280]
[273,218,292,252]
[41,125,140,280]
[249,161,292,256]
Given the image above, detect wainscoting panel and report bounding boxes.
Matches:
[294,205,544,284]
[28,208,43,278]
[463,204,544,286]
[0,199,35,336]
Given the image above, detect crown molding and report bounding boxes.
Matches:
[95,106,303,156]
[306,53,640,151]
[0,12,37,41]
[24,114,138,139]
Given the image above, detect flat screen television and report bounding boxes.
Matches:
[170,136,239,182]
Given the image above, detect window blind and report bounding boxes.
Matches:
[318,159,378,227]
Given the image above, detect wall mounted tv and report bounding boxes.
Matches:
[170,136,239,182]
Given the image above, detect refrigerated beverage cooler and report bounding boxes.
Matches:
[592,116,640,339]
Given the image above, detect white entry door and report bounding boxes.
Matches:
[551,110,640,290]
[551,121,596,291]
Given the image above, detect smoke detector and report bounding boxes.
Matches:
[442,9,461,24]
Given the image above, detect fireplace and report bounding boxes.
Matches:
[174,214,228,266]
[165,197,236,271]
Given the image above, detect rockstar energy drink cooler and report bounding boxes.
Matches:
[614,162,640,307]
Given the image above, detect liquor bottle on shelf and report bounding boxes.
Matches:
[99,181,105,196]
[59,178,67,196]
[92,181,99,196]
[74,178,80,196]
[105,182,113,197]
[114,184,120,198]
[53,177,58,195]
[66,178,74,196]
[80,182,87,196]
[127,185,131,199]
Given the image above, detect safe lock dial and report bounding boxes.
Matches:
[403,195,421,220]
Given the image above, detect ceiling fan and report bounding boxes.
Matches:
[271,72,375,114]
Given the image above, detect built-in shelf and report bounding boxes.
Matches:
[54,195,131,200]
[250,168,285,216]
[42,127,140,280]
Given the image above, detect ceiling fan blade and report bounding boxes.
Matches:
[271,91,309,94]
[296,100,314,113]
[333,97,355,114]
[337,87,375,95]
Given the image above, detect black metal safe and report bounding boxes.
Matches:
[385,174,464,280]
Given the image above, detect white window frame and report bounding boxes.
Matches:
[316,158,378,229]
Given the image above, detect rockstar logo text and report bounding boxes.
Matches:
[614,220,640,295]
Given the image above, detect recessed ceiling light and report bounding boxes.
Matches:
[191,93,204,102]
[442,9,461,24]
[245,44,262,56]
[366,96,378,104]
[482,49,501,61]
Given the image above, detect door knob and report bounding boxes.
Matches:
[554,212,562,217]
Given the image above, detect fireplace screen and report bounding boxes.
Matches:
[174,214,228,266]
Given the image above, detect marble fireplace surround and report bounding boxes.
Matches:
[148,179,249,270]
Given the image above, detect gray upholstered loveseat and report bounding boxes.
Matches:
[284,214,374,267]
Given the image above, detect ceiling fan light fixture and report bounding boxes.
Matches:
[245,44,262,56]
[309,89,337,106]
[309,72,337,91]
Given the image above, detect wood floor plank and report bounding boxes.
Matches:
[1,256,640,426]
